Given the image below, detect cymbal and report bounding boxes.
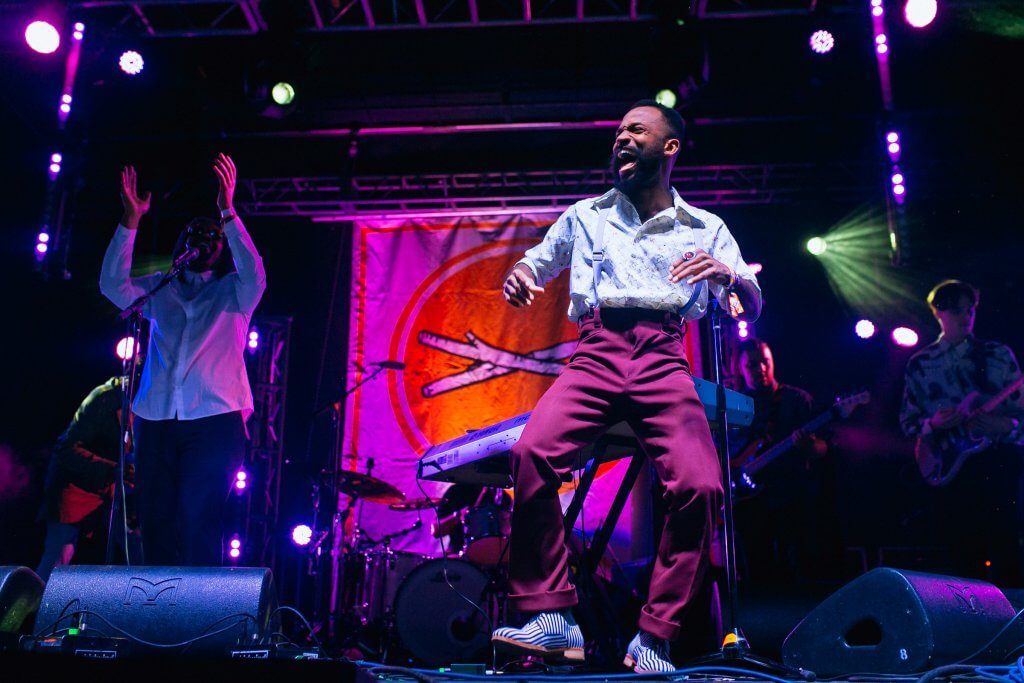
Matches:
[322,470,406,504]
[389,497,442,511]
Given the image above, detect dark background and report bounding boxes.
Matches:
[1,0,1022,612]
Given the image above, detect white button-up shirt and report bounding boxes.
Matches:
[100,217,267,422]
[519,187,760,322]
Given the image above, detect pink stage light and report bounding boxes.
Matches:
[116,336,136,360]
[25,21,60,54]
[247,329,259,350]
[905,0,937,28]
[854,320,876,339]
[809,30,835,55]
[228,536,242,559]
[892,327,919,347]
[748,262,763,275]
[37,232,49,243]
[119,50,144,76]
[35,243,48,254]
[234,469,248,491]
[291,524,313,547]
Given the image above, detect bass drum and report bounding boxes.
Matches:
[392,558,491,666]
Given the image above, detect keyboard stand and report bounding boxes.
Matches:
[562,430,646,668]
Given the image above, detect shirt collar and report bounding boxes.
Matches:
[592,187,703,228]
[936,333,974,353]
[181,268,215,285]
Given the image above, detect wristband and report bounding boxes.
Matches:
[725,266,737,289]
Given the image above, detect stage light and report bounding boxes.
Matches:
[876,35,889,54]
[809,30,835,54]
[871,0,884,17]
[37,232,49,243]
[50,153,62,164]
[905,0,937,28]
[35,243,48,254]
[807,237,828,256]
[25,21,60,54]
[119,50,144,76]
[892,326,919,347]
[748,262,763,275]
[247,329,259,350]
[228,536,242,559]
[291,524,313,547]
[271,82,295,106]
[654,88,678,109]
[234,469,248,491]
[854,319,876,339]
[116,336,137,360]
[737,320,750,339]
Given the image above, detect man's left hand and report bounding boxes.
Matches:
[213,153,237,212]
[669,249,733,287]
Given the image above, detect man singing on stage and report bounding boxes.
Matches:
[100,154,266,566]
[492,101,761,672]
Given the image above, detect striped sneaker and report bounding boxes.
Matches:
[623,631,676,673]
[491,611,585,661]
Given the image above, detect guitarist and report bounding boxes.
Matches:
[728,338,837,585]
[900,279,1024,585]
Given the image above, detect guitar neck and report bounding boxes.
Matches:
[977,374,1024,415]
[742,407,838,477]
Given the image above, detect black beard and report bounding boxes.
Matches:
[611,152,662,193]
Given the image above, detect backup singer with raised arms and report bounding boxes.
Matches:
[100,154,266,566]
[491,101,761,672]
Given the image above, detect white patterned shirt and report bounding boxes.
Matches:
[518,188,760,322]
[100,217,266,422]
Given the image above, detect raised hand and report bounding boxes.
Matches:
[119,166,151,230]
[502,264,545,308]
[213,153,237,212]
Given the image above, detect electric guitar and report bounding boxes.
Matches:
[731,391,871,495]
[914,374,1024,487]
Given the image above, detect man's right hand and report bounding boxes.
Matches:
[502,264,545,307]
[929,406,966,431]
[119,165,151,230]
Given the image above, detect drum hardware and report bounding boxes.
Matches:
[389,497,442,511]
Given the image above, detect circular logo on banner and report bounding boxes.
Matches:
[388,238,577,453]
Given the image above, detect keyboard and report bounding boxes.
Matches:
[418,377,753,487]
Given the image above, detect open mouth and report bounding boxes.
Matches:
[615,148,638,174]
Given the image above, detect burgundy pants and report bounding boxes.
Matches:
[508,308,723,641]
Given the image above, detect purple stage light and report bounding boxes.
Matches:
[35,243,48,254]
[888,141,901,157]
[892,327,919,347]
[247,329,259,350]
[905,0,937,28]
[748,262,763,274]
[855,320,876,339]
[291,524,313,547]
[37,232,49,244]
[25,21,60,54]
[59,103,71,114]
[886,131,900,144]
[119,50,144,76]
[51,153,62,164]
[48,162,61,175]
[809,30,835,55]
[234,469,248,491]
[892,172,904,185]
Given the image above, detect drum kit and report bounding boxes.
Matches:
[321,469,512,666]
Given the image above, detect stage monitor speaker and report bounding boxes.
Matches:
[0,566,45,634]
[33,565,279,657]
[781,568,1020,676]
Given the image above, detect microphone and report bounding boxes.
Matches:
[172,247,200,270]
[372,360,406,370]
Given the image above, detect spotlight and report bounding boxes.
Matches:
[234,469,248,491]
[25,21,60,54]
[806,237,828,256]
[654,88,678,109]
[904,0,937,28]
[247,329,259,350]
[271,82,295,106]
[737,320,750,339]
[854,320,876,339]
[892,326,919,347]
[116,336,137,360]
[809,30,835,55]
[291,524,313,547]
[228,536,243,560]
[119,50,144,76]
[73,22,84,41]
[748,262,763,275]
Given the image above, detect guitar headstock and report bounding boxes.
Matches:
[834,391,871,418]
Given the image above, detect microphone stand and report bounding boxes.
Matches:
[688,299,813,680]
[105,261,191,565]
